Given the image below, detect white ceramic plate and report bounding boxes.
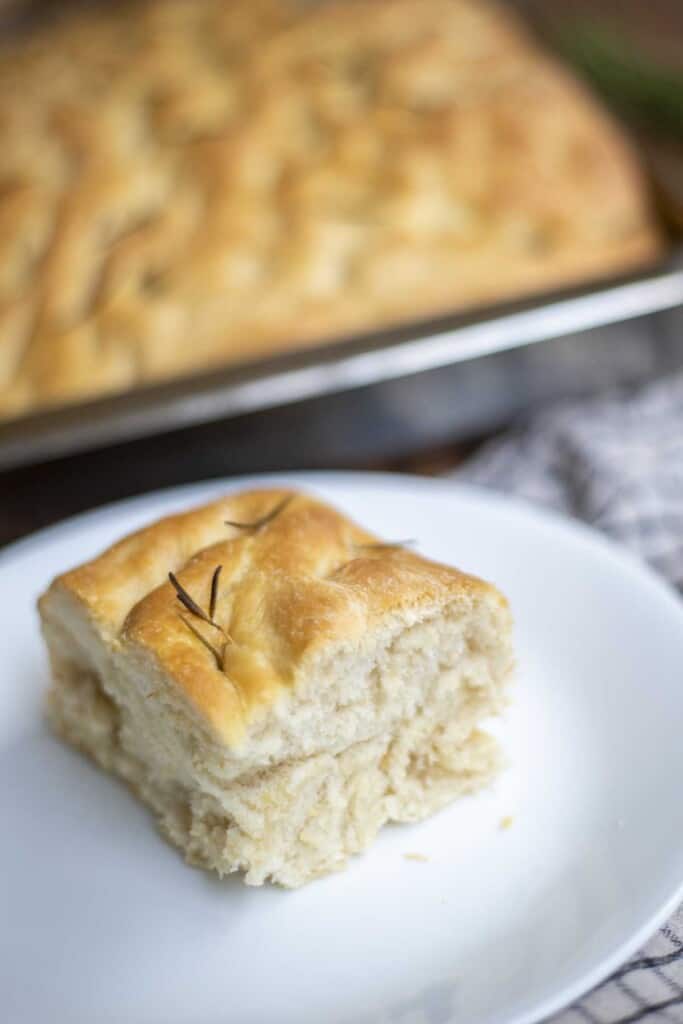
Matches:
[2,472,683,1024]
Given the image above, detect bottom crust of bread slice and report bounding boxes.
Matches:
[39,489,514,887]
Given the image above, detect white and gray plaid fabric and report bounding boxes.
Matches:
[456,373,683,1023]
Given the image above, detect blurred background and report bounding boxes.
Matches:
[0,0,681,544]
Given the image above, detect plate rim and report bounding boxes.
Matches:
[3,468,683,1024]
[2,468,682,600]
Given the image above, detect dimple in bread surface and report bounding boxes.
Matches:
[0,0,662,419]
[43,488,506,745]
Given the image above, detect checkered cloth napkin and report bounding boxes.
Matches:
[457,374,683,1023]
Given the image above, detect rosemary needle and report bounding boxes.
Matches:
[225,495,294,532]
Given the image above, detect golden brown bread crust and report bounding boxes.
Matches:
[41,488,504,744]
[0,0,662,420]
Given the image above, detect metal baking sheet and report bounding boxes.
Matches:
[1,0,681,473]
[1,253,682,471]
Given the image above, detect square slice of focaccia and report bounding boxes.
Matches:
[39,489,514,886]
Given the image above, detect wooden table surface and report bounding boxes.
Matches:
[0,429,476,549]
